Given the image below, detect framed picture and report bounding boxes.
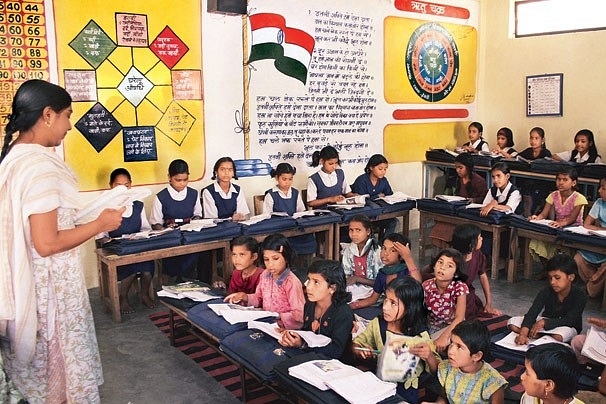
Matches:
[526,73,563,117]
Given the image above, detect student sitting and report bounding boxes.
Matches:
[460,121,489,153]
[212,236,262,294]
[278,260,353,359]
[518,127,552,160]
[421,320,508,404]
[350,234,422,310]
[552,129,602,164]
[480,162,522,216]
[492,127,517,158]
[202,156,250,221]
[508,253,587,345]
[341,214,383,287]
[306,145,355,208]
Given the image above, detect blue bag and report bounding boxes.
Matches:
[508,214,558,235]
[416,198,468,215]
[374,199,416,214]
[456,207,510,225]
[103,229,182,255]
[295,210,342,228]
[186,300,248,340]
[241,215,297,235]
[181,221,242,244]
[329,201,384,222]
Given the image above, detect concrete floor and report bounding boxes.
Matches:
[93,238,604,404]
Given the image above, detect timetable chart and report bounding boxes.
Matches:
[0,0,50,135]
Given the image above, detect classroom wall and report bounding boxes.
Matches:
[477,0,606,153]
[81,0,606,288]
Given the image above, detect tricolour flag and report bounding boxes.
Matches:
[249,13,315,84]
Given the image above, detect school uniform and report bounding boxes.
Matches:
[556,150,602,163]
[105,201,154,280]
[263,187,316,254]
[351,173,393,199]
[501,146,518,157]
[462,138,490,153]
[518,147,552,160]
[482,182,522,214]
[306,168,351,206]
[202,182,249,219]
[150,186,202,278]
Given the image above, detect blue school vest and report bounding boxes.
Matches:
[266,188,299,216]
[490,184,522,214]
[204,183,239,219]
[463,139,487,151]
[157,187,198,225]
[309,169,345,200]
[109,201,144,237]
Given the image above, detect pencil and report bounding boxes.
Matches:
[354,347,381,354]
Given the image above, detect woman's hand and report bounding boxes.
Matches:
[514,333,529,345]
[352,344,376,360]
[224,292,247,304]
[480,201,496,217]
[588,317,606,329]
[529,319,545,339]
[232,212,247,222]
[409,342,433,361]
[97,207,126,232]
[393,241,412,261]
[434,333,450,352]
[332,195,345,203]
[483,304,502,316]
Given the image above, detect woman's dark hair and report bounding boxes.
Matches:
[497,127,514,148]
[309,145,341,167]
[454,152,474,196]
[168,159,189,176]
[364,154,388,174]
[109,168,131,185]
[469,121,483,135]
[450,223,481,255]
[431,248,468,282]
[386,277,428,336]
[231,235,259,259]
[1,80,72,163]
[490,161,510,175]
[270,162,296,178]
[211,156,238,180]
[307,259,351,305]
[530,127,547,149]
[451,320,490,357]
[526,343,580,399]
[349,214,379,251]
[557,168,579,191]
[545,253,579,284]
[260,233,297,269]
[572,129,600,162]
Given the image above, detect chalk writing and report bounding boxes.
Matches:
[123,126,158,161]
[116,13,148,47]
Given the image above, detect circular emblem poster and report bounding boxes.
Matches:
[405,22,459,102]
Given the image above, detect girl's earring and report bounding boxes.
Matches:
[45,121,51,127]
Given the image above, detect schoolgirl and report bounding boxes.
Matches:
[307,145,355,208]
[202,156,250,221]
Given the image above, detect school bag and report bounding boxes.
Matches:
[425,149,456,164]
[102,228,183,255]
[507,214,558,235]
[530,158,579,175]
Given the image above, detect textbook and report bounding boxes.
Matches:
[328,194,369,208]
[247,320,332,348]
[288,359,363,391]
[347,284,374,302]
[292,209,332,219]
[376,191,417,204]
[162,281,210,294]
[325,371,397,404]
[494,331,567,352]
[581,326,606,365]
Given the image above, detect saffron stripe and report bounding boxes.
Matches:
[392,108,469,120]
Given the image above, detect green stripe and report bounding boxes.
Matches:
[248,43,283,63]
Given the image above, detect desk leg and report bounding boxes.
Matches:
[523,238,532,280]
[490,227,500,280]
[222,244,232,285]
[240,366,247,402]
[402,212,410,239]
[418,212,426,259]
[108,263,121,323]
[333,224,341,260]
[168,309,176,346]
[602,285,606,310]
[507,228,518,283]
[325,228,334,260]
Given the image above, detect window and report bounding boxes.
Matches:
[515,0,606,37]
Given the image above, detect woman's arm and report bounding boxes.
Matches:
[30,207,125,257]
[529,202,553,221]
[394,242,422,283]
[350,291,379,309]
[554,204,584,227]
[489,387,505,404]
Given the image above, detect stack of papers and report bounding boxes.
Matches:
[347,284,374,302]
[240,213,272,225]
[377,191,417,204]
[465,203,486,209]
[288,359,363,391]
[293,209,330,218]
[328,195,369,209]
[158,282,222,302]
[435,195,468,203]
[289,359,397,403]
[180,219,218,231]
[352,314,370,339]
[564,226,606,237]
[247,320,331,347]
[529,219,556,227]
[207,303,279,324]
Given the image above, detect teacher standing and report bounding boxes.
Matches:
[0,80,124,403]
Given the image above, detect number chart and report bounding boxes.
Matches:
[0,0,49,139]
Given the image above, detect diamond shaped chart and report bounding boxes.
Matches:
[69,20,117,68]
[156,101,195,146]
[150,26,189,69]
[118,66,154,107]
[75,102,123,152]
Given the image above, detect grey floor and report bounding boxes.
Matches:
[93,237,604,404]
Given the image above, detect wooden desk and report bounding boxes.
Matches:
[96,239,231,323]
[506,227,557,282]
[249,222,335,260]
[418,211,509,279]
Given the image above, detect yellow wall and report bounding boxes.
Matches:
[477,0,606,153]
